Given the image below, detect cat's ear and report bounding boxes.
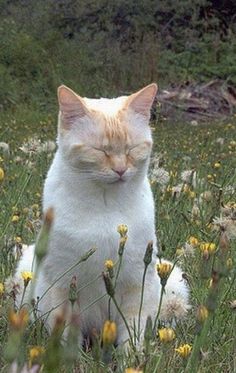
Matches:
[58,85,89,128]
[125,83,158,119]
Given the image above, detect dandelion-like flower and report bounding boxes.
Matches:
[197,305,209,322]
[149,166,170,188]
[175,344,192,358]
[21,271,34,286]
[117,224,128,237]
[0,282,4,295]
[8,308,29,331]
[229,300,236,310]
[158,327,176,343]
[104,260,114,278]
[212,216,236,239]
[199,242,216,258]
[125,369,143,373]
[0,167,4,181]
[214,162,221,169]
[181,170,196,187]
[160,293,191,322]
[102,320,117,345]
[29,346,45,367]
[104,260,114,270]
[188,236,199,246]
[0,142,10,155]
[156,262,172,281]
[11,215,20,223]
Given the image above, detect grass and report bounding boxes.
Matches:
[0,108,235,372]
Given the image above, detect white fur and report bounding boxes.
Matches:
[15,92,189,345]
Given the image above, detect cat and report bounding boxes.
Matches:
[14,84,189,346]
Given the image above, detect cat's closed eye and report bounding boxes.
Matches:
[92,147,110,156]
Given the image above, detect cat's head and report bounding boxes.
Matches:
[57,83,157,185]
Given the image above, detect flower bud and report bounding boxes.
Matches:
[143,241,153,266]
[102,320,117,345]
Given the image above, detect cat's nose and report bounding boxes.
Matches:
[112,168,127,177]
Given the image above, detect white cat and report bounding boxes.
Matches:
[15,84,189,345]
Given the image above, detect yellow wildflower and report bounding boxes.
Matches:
[102,320,117,345]
[14,236,22,244]
[189,191,196,199]
[214,162,221,169]
[208,278,213,288]
[32,203,39,210]
[0,282,4,295]
[125,369,143,373]
[0,167,4,181]
[175,344,192,358]
[104,260,114,270]
[158,327,176,343]
[176,247,184,256]
[156,262,172,280]
[29,346,45,365]
[227,258,233,270]
[117,224,128,237]
[207,174,213,181]
[9,308,29,330]
[11,215,20,223]
[188,236,199,246]
[21,271,33,286]
[197,305,209,322]
[199,242,216,254]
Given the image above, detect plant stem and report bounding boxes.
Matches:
[111,295,137,355]
[137,265,148,340]
[153,285,165,332]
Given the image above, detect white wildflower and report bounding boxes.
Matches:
[0,142,10,155]
[182,242,195,256]
[190,120,198,126]
[199,190,213,204]
[181,169,197,188]
[215,137,225,146]
[191,199,200,219]
[182,155,192,162]
[171,183,183,197]
[4,276,21,295]
[40,140,56,153]
[19,137,56,155]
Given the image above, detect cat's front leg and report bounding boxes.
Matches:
[114,283,159,349]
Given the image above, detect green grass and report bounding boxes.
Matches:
[0,109,235,372]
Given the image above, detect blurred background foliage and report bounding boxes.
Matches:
[0,0,236,110]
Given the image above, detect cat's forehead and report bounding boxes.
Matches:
[83,96,127,116]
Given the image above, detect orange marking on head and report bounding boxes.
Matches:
[90,110,130,147]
